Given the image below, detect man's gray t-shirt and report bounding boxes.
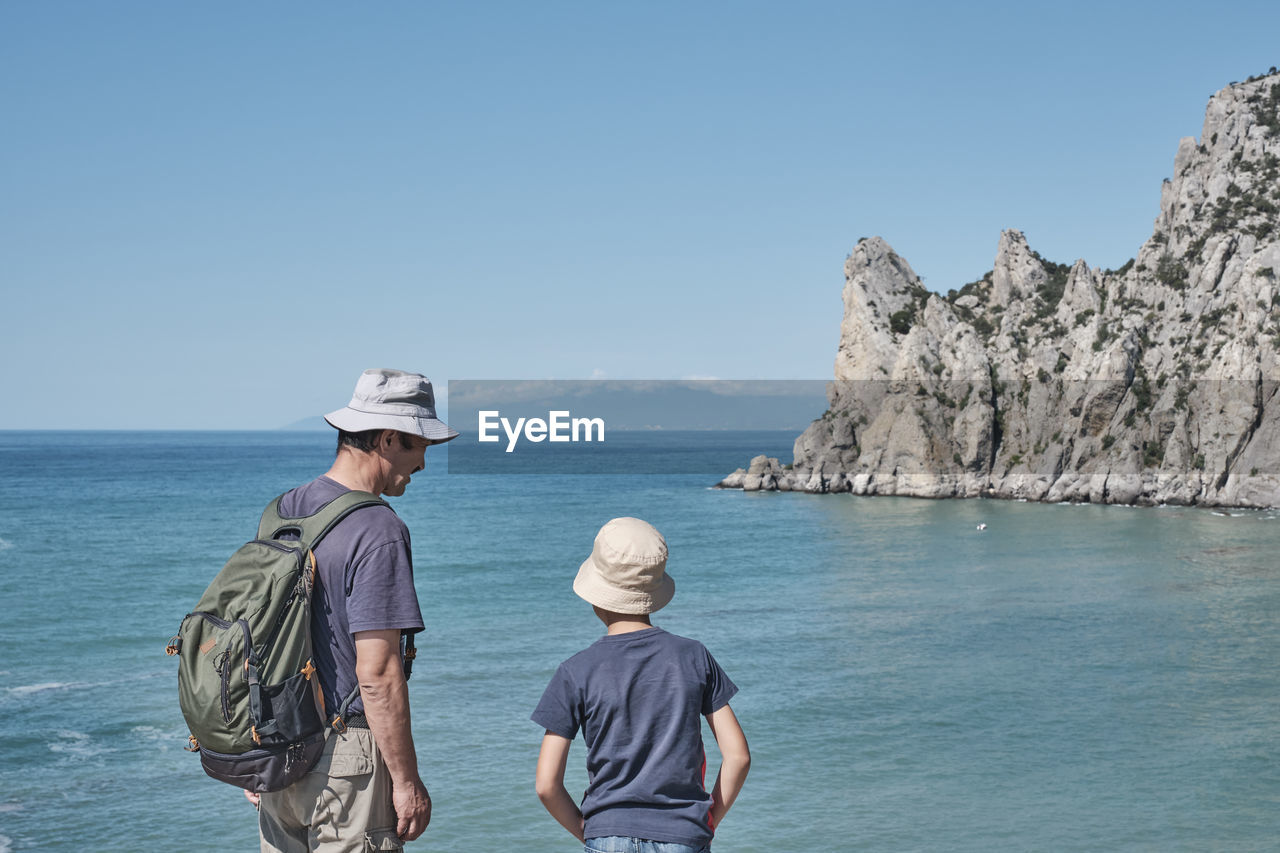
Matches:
[531,627,738,847]
[278,476,423,716]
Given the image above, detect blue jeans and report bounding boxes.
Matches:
[585,838,710,853]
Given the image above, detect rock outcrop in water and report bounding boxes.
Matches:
[721,72,1280,507]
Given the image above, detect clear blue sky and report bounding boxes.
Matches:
[3,1,1277,428]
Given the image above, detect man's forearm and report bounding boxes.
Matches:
[353,629,431,841]
[359,669,419,784]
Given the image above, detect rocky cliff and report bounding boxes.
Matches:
[722,72,1280,506]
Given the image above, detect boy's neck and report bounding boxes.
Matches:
[594,606,654,635]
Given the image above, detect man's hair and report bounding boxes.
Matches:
[336,429,416,454]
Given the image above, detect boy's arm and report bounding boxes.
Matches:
[535,731,585,843]
[706,703,751,830]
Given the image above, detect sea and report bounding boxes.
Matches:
[1,430,1278,852]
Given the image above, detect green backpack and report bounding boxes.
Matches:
[168,490,387,792]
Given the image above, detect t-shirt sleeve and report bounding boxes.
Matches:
[700,646,739,716]
[531,664,581,739]
[346,535,425,635]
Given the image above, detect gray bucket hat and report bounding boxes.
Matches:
[573,517,675,615]
[324,369,459,442]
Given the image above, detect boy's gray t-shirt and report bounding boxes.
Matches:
[531,627,738,847]
[278,476,423,715]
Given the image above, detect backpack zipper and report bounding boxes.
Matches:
[213,649,233,722]
[257,544,309,661]
[193,612,243,723]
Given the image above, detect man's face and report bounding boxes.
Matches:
[383,433,431,497]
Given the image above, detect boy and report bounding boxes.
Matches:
[532,517,751,853]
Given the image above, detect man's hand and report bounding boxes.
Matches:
[393,777,432,841]
[243,790,261,809]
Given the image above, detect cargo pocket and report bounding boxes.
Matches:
[326,730,376,778]
[364,828,404,851]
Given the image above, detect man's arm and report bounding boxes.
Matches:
[534,731,585,842]
[706,703,750,830]
[354,629,431,841]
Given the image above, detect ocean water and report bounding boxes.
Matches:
[1,431,1278,851]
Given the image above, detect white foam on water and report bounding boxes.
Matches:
[0,537,12,550]
[0,803,20,812]
[49,730,108,759]
[0,832,12,853]
[130,725,176,742]
[4,681,94,698]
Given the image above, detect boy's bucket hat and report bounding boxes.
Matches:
[573,517,674,614]
[325,368,459,442]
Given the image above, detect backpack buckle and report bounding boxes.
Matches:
[165,636,182,656]
[184,735,200,752]
[331,716,347,735]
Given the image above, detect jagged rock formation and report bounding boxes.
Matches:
[722,72,1280,506]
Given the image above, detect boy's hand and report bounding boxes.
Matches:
[243,790,260,809]
[394,777,432,840]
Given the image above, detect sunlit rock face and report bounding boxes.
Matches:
[723,72,1280,506]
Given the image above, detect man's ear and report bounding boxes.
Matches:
[381,429,397,449]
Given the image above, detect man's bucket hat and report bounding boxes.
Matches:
[325,368,459,442]
[573,517,675,615]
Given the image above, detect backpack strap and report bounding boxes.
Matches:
[257,490,389,548]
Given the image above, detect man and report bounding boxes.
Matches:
[250,368,457,852]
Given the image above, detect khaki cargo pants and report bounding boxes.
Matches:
[259,727,404,852]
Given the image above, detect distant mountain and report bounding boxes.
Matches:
[280,416,330,431]
[447,380,828,431]
[723,71,1280,507]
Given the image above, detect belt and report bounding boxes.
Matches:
[343,713,370,730]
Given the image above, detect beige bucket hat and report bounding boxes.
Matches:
[573,517,675,614]
[324,368,459,442]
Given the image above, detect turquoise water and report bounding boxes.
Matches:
[1,432,1278,851]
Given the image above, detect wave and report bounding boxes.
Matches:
[0,833,11,853]
[3,681,97,698]
[0,538,12,551]
[49,730,107,759]
[130,725,182,742]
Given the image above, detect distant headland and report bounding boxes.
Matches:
[721,70,1280,507]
